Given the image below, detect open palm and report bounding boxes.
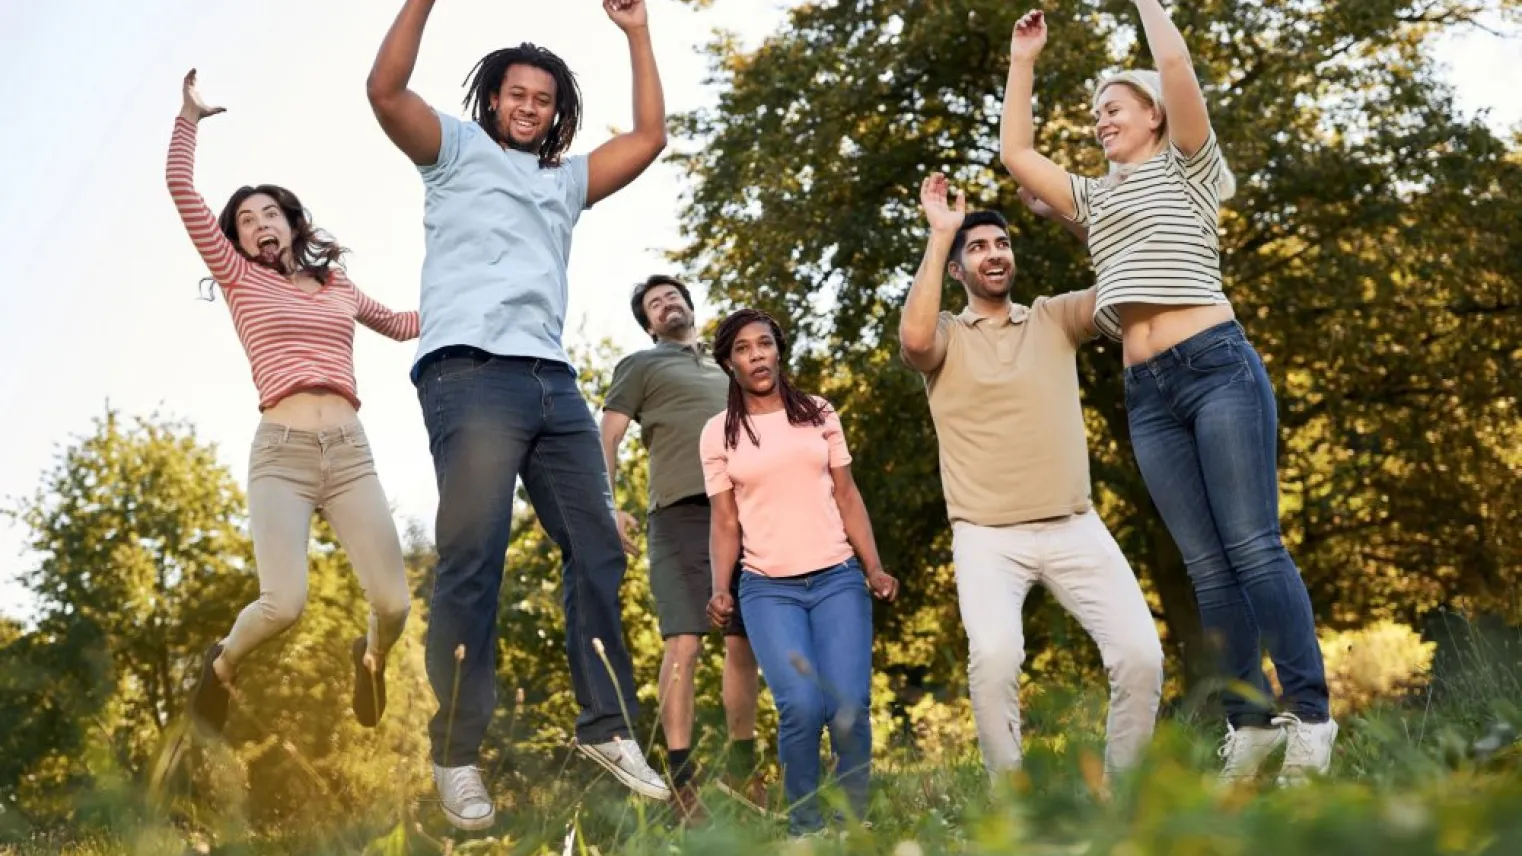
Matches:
[920,173,967,234]
[180,69,225,121]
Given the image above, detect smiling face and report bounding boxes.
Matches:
[726,320,781,397]
[640,283,694,340]
[949,224,1016,302]
[1094,81,1164,166]
[234,192,293,268]
[491,64,557,153]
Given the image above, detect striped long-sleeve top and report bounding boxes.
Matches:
[166,117,418,411]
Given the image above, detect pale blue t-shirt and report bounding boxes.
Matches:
[411,110,591,378]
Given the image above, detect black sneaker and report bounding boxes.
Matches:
[190,643,230,733]
[351,636,386,727]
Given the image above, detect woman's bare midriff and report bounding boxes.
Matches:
[1118,302,1237,366]
[260,389,359,431]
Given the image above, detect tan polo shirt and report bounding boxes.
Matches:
[913,291,1096,526]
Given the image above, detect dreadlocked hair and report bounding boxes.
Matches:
[462,43,582,167]
[712,308,828,451]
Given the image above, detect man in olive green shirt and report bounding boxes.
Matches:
[601,275,764,820]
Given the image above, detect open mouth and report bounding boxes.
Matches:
[256,236,280,259]
[749,366,772,382]
[982,263,1011,286]
[512,116,538,136]
[1099,129,1119,146]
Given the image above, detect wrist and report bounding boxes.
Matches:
[177,109,199,124]
[1008,55,1039,69]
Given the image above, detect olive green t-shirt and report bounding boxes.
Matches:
[605,340,730,511]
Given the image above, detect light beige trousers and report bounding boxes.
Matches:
[953,510,1164,775]
[220,421,410,666]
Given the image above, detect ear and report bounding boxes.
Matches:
[1149,106,1164,132]
[948,259,966,284]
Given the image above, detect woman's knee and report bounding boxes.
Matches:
[258,588,307,629]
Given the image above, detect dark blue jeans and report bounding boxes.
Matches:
[739,559,873,835]
[416,350,639,766]
[1123,321,1330,727]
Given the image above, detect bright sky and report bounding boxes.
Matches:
[0,1,1516,623]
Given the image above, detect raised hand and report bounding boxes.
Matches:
[180,69,226,123]
[920,172,967,236]
[603,0,648,32]
[1010,9,1048,63]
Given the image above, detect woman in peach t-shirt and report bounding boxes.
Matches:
[700,308,898,837]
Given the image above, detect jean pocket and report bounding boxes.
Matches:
[433,354,492,383]
[1184,337,1246,378]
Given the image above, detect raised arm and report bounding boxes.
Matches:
[366,0,443,167]
[1017,187,1088,244]
[899,173,962,373]
[1132,0,1211,157]
[585,0,668,207]
[999,10,1078,220]
[167,70,248,287]
[352,280,421,341]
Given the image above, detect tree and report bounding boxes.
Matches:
[3,409,252,816]
[667,0,1522,709]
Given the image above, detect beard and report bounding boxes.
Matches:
[967,274,1012,302]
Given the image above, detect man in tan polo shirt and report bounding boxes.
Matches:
[899,173,1164,779]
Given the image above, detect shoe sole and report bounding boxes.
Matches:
[441,803,495,832]
[573,741,672,801]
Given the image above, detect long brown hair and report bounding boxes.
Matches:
[202,184,348,299]
[711,308,828,450]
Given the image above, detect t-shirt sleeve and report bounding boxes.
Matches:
[820,402,853,468]
[566,153,591,219]
[1040,289,1097,347]
[603,353,646,419]
[1171,128,1227,207]
[700,418,733,495]
[1069,174,1101,226]
[419,110,464,184]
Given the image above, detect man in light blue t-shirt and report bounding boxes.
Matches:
[367,0,670,831]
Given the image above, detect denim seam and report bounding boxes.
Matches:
[529,363,615,734]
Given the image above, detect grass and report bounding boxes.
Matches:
[6,623,1521,855]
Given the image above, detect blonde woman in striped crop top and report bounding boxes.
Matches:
[168,70,416,738]
[998,5,1339,786]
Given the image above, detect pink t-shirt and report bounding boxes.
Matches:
[699,398,855,577]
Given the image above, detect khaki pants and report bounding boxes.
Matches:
[952,510,1164,775]
[220,421,410,666]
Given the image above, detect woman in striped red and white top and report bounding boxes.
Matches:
[168,69,416,736]
[997,5,1337,785]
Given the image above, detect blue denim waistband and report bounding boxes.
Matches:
[1123,319,1247,381]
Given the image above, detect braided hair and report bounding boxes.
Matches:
[461,43,582,167]
[712,309,828,450]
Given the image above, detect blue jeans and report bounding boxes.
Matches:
[739,559,873,835]
[416,349,639,766]
[1123,321,1330,727]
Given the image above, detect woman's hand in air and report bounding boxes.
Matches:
[180,69,226,123]
[865,566,900,603]
[1010,10,1048,64]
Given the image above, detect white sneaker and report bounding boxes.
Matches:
[1276,713,1338,786]
[1217,721,1287,783]
[433,764,494,831]
[574,736,672,801]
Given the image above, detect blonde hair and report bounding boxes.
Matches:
[1091,69,1237,200]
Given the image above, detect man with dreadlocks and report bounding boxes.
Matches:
[899,173,1165,787]
[366,0,670,831]
[701,308,899,838]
